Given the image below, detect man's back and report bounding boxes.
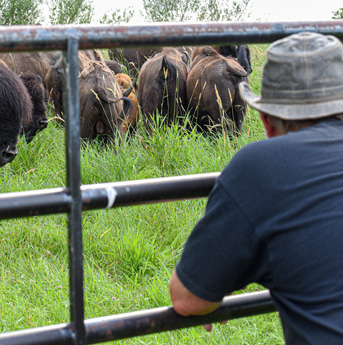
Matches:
[224,120,343,343]
[178,120,343,344]
[171,32,343,345]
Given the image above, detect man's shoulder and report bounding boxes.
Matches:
[218,134,296,189]
[226,136,286,167]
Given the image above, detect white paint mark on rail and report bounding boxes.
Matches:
[105,187,117,208]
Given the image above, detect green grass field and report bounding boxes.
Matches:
[0,44,285,344]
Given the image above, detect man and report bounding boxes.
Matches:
[169,32,343,344]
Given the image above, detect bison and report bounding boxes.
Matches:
[138,47,189,132]
[215,45,252,74]
[0,52,51,96]
[114,73,139,134]
[187,46,249,135]
[19,73,48,143]
[45,51,91,119]
[109,47,192,76]
[104,60,123,75]
[82,49,105,62]
[109,48,158,76]
[79,60,131,144]
[0,65,32,167]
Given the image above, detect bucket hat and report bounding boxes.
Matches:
[239,32,343,120]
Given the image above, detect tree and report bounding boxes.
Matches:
[99,7,135,24]
[0,0,44,25]
[332,8,343,19]
[198,0,251,21]
[141,0,251,22]
[142,0,194,22]
[48,0,94,24]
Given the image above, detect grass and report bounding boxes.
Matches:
[0,44,284,344]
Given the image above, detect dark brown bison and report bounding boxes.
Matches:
[19,73,48,143]
[82,49,105,62]
[79,61,131,144]
[109,47,192,76]
[104,60,123,75]
[109,48,157,76]
[215,45,252,74]
[0,65,32,167]
[45,51,91,118]
[187,46,249,135]
[0,52,51,93]
[138,47,189,131]
[114,73,139,134]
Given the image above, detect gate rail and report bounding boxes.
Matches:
[1,20,342,344]
[0,173,219,219]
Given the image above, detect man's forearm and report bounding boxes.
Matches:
[169,269,221,317]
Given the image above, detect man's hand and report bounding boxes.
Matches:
[203,320,228,332]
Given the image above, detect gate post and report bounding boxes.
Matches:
[63,36,86,345]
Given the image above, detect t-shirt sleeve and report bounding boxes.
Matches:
[175,178,270,302]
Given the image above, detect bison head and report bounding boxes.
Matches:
[19,73,48,143]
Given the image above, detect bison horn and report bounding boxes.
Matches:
[182,51,190,68]
[150,51,159,59]
[122,78,137,97]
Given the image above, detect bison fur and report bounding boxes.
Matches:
[79,61,132,144]
[115,73,139,134]
[0,65,32,167]
[215,45,252,74]
[187,46,249,135]
[138,47,189,132]
[19,73,48,143]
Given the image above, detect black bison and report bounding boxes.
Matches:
[215,45,252,74]
[187,46,249,135]
[138,47,189,132]
[19,73,48,143]
[114,73,139,134]
[79,60,132,144]
[45,51,92,119]
[0,65,32,167]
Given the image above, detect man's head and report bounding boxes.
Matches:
[240,32,343,130]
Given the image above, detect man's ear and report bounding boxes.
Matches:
[260,112,280,138]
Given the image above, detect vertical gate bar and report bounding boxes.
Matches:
[63,37,86,345]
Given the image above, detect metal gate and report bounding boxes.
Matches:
[0,20,343,345]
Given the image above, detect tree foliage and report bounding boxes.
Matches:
[142,0,194,22]
[48,0,94,24]
[332,8,343,19]
[198,0,251,21]
[99,7,135,24]
[141,0,251,22]
[0,0,43,25]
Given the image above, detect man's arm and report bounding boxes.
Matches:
[169,269,221,317]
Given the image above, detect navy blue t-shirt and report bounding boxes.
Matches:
[176,120,343,344]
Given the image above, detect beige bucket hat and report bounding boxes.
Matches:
[239,32,343,120]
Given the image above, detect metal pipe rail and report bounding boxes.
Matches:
[0,291,276,345]
[1,21,343,52]
[0,172,220,219]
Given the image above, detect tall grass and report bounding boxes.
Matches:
[0,44,284,344]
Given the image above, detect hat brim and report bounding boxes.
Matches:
[239,81,343,120]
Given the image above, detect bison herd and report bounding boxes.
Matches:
[0,44,252,168]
